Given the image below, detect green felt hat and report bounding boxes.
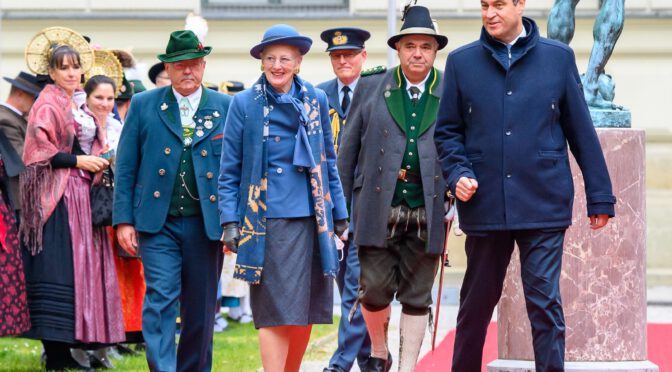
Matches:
[158,30,211,63]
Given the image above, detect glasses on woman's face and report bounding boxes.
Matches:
[262,56,295,67]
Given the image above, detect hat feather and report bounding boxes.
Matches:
[185,13,209,43]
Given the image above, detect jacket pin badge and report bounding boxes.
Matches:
[196,128,205,137]
[204,120,213,129]
[384,91,391,98]
[160,102,168,111]
[213,111,220,118]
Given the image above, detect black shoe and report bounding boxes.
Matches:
[364,354,393,372]
[323,366,346,372]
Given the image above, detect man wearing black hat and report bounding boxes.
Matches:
[317,27,372,372]
[148,62,171,88]
[113,30,231,372]
[0,71,43,214]
[434,0,615,371]
[337,6,448,372]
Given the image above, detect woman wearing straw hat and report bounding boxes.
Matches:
[21,29,125,371]
[218,24,348,371]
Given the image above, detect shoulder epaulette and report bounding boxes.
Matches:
[361,65,387,77]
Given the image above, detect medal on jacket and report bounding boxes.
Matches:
[204,120,213,129]
[196,128,204,137]
[183,137,193,146]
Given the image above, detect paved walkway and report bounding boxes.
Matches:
[299,286,672,372]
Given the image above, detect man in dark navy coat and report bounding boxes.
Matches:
[114,30,230,372]
[317,27,372,372]
[434,1,616,371]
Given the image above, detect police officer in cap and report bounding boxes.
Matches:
[317,27,372,372]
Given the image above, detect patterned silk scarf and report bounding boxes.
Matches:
[234,75,338,284]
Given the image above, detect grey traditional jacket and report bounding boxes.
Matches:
[337,66,447,254]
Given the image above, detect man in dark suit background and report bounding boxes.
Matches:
[337,6,448,371]
[434,0,616,370]
[317,27,372,372]
[0,71,42,214]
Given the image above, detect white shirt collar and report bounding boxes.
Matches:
[0,102,23,116]
[508,26,528,47]
[173,86,202,112]
[403,70,431,99]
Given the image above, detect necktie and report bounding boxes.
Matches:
[409,86,421,105]
[341,86,351,113]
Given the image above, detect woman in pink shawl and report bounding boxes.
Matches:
[20,45,125,371]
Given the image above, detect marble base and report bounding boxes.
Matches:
[497,129,648,361]
[487,360,659,372]
[590,108,632,128]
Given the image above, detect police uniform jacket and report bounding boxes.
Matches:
[337,67,446,254]
[113,86,231,240]
[434,17,616,232]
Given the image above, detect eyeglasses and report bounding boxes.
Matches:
[262,56,295,67]
[329,50,362,61]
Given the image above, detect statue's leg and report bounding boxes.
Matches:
[583,0,625,108]
[547,0,581,45]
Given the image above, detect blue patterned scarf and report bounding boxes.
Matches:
[234,74,338,284]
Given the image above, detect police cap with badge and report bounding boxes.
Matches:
[320,27,371,52]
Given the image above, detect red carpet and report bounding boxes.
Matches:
[416,323,672,372]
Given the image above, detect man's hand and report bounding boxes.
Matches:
[589,214,609,230]
[456,177,478,202]
[117,224,138,256]
[334,219,349,241]
[221,222,240,253]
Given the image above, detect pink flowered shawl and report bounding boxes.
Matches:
[20,84,105,254]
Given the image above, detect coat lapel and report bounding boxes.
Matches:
[418,68,441,136]
[191,88,223,146]
[384,66,406,135]
[157,88,183,141]
[325,79,345,119]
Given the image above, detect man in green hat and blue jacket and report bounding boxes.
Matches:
[113,30,231,372]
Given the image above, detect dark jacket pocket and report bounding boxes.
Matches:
[538,150,567,159]
[133,185,143,208]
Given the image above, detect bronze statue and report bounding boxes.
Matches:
[548,0,625,111]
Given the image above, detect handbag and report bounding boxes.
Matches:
[90,168,114,226]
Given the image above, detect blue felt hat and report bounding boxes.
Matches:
[250,24,313,59]
[320,27,371,52]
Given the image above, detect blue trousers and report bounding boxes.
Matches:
[452,229,566,372]
[328,236,371,371]
[139,216,223,372]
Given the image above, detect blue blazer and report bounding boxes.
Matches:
[113,86,232,240]
[218,79,348,225]
[317,78,349,119]
[434,18,615,231]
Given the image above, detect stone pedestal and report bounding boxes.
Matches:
[487,129,658,371]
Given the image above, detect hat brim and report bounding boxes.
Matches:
[157,47,212,63]
[250,36,312,59]
[325,45,365,52]
[3,77,41,96]
[387,30,448,50]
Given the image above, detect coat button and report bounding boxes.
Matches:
[411,113,416,117]
[410,126,416,131]
[201,149,208,157]
[297,167,304,172]
[506,91,513,96]
[434,175,439,180]
[378,166,382,172]
[375,186,381,192]
[380,148,385,155]
[206,172,214,179]
[277,167,283,174]
[153,191,161,198]
[164,147,171,155]
[158,169,166,176]
[383,129,389,137]
[505,130,512,136]
[275,136,281,142]
[209,195,216,202]
[506,173,512,179]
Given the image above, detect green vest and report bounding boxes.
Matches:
[168,91,202,217]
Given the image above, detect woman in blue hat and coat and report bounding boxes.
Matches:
[218,24,348,371]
